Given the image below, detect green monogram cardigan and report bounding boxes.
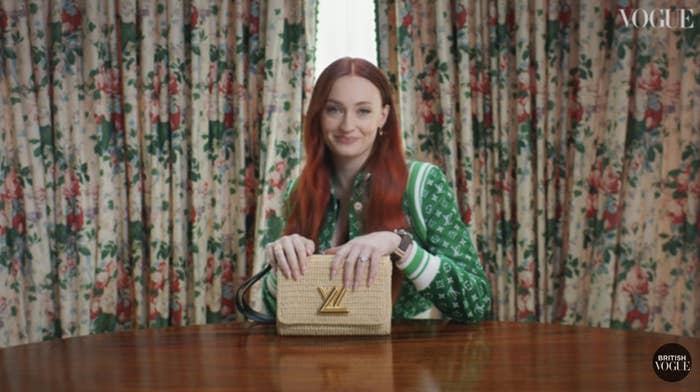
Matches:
[262,161,492,322]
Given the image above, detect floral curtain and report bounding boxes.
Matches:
[0,0,316,347]
[377,0,699,336]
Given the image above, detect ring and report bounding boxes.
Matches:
[358,256,369,263]
[273,244,283,253]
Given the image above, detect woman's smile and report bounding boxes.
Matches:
[333,134,359,144]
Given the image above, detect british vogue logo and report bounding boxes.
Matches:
[619,8,695,29]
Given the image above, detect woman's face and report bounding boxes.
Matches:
[321,75,389,169]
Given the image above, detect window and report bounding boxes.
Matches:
[314,0,377,80]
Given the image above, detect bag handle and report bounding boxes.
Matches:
[235,264,275,324]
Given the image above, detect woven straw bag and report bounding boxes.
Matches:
[275,255,392,336]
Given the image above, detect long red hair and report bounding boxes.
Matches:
[284,57,409,242]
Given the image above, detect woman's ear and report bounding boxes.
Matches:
[380,105,390,128]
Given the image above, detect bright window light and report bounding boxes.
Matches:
[314,0,377,81]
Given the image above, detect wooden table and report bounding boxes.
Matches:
[1,321,698,391]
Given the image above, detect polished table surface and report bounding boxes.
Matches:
[1,320,698,391]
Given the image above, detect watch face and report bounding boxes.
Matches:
[396,229,413,241]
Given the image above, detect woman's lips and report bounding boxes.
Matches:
[334,135,357,144]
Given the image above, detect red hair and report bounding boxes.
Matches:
[284,58,409,242]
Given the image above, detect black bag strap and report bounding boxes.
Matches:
[235,264,275,324]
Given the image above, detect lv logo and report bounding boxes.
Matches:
[317,287,349,313]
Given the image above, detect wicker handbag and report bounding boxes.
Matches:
[236,255,392,336]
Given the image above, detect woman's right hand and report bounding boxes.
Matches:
[264,234,315,280]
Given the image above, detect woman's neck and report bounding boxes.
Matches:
[332,157,366,197]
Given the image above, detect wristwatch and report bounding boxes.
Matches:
[391,229,413,263]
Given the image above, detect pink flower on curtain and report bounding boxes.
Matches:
[603,166,621,194]
[603,208,620,231]
[1,169,22,201]
[569,101,583,124]
[559,4,572,25]
[63,170,81,198]
[190,4,199,26]
[149,262,168,291]
[0,211,7,236]
[517,107,530,124]
[61,6,81,34]
[205,255,216,284]
[117,300,130,324]
[169,265,180,293]
[402,13,413,27]
[462,207,472,225]
[219,70,234,95]
[587,163,602,190]
[207,63,218,93]
[518,262,535,290]
[66,206,84,232]
[95,67,120,96]
[94,270,110,290]
[691,177,700,196]
[90,298,101,320]
[269,160,287,190]
[622,265,649,296]
[113,108,125,131]
[644,105,663,129]
[454,4,467,30]
[638,64,663,92]
[667,199,686,225]
[12,214,25,234]
[586,192,598,219]
[170,104,181,130]
[248,14,259,35]
[189,205,197,223]
[625,308,649,329]
[168,74,179,96]
[0,9,7,32]
[149,99,160,125]
[117,263,131,290]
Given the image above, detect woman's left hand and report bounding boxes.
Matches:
[326,231,401,290]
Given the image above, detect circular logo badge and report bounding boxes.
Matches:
[653,343,692,382]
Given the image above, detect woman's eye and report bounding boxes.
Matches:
[358,108,371,116]
[325,106,342,115]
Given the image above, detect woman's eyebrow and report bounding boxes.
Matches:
[326,99,372,106]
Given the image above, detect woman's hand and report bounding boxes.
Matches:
[265,234,315,280]
[326,231,401,290]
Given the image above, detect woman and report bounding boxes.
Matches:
[262,57,491,322]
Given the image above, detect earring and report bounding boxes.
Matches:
[378,127,384,136]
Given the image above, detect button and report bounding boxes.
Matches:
[353,201,363,211]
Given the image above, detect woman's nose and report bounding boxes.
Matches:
[340,113,355,131]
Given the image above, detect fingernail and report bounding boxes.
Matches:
[353,281,359,291]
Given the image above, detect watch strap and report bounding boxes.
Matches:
[391,229,413,263]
